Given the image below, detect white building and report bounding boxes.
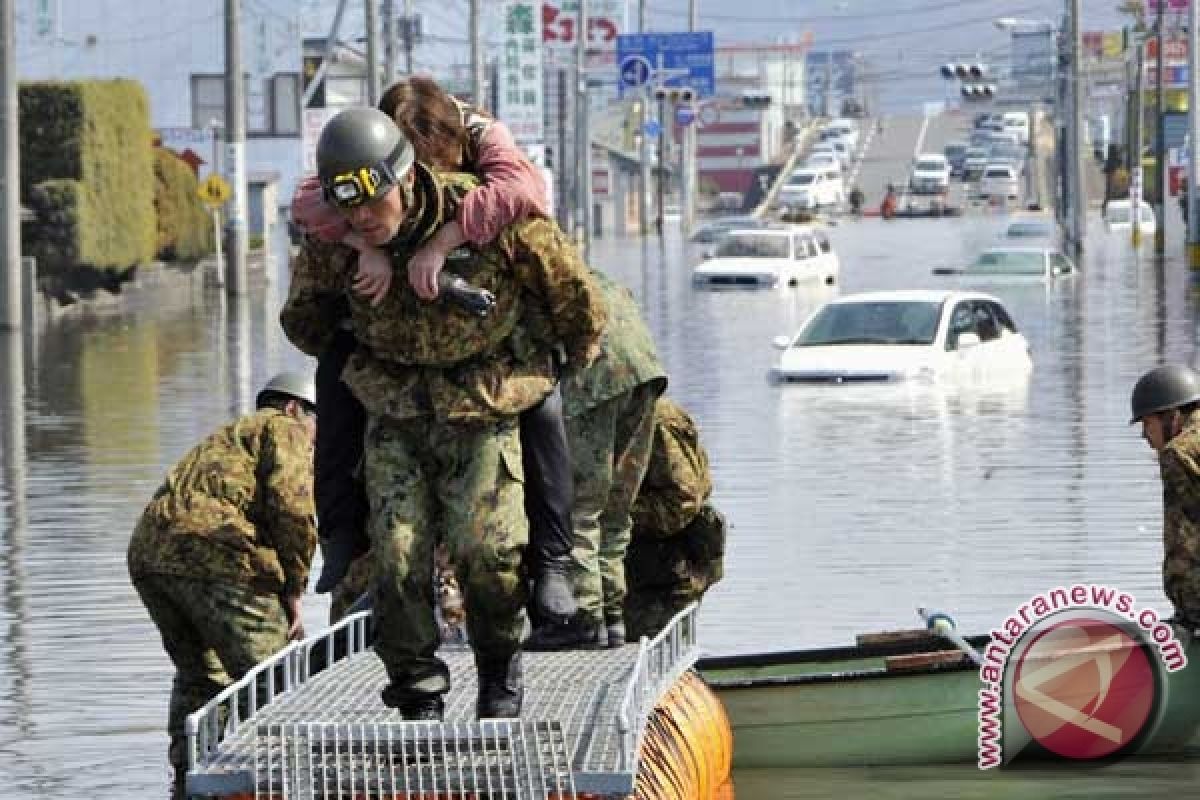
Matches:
[15,0,304,217]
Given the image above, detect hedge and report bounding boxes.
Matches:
[20,80,156,277]
[154,149,215,262]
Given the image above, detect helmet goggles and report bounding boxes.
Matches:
[323,160,401,209]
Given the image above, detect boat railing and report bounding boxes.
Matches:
[615,603,701,771]
[185,610,373,772]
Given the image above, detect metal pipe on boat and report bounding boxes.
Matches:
[918,607,983,665]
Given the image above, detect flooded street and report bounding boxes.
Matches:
[3,207,1200,796]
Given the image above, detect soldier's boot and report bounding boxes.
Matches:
[314,528,369,594]
[380,685,445,721]
[524,611,607,651]
[168,735,188,800]
[605,616,626,649]
[476,652,524,719]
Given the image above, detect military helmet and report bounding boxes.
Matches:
[316,107,415,209]
[1130,365,1200,423]
[257,371,317,411]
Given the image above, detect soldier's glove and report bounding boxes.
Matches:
[438,271,496,317]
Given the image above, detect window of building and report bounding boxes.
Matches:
[190,72,302,137]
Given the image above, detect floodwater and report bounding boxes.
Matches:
[2,209,1200,797]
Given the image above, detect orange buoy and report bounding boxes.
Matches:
[633,670,733,800]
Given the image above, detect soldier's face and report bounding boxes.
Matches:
[343,174,413,246]
[1142,412,1178,454]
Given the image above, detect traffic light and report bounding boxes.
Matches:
[960,84,996,100]
[739,90,772,109]
[940,64,957,79]
[941,63,987,80]
[653,86,696,103]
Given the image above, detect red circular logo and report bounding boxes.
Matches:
[1012,617,1157,760]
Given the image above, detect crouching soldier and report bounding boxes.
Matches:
[624,398,727,640]
[127,372,318,798]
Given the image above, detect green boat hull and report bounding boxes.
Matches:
[697,632,1200,768]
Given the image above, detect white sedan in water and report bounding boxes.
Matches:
[770,290,1033,383]
[693,226,839,288]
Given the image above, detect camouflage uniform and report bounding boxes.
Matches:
[281,164,606,700]
[624,399,726,640]
[126,408,316,787]
[561,274,667,628]
[1161,413,1200,626]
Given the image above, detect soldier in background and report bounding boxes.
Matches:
[624,398,727,640]
[126,372,318,799]
[527,273,667,649]
[1131,365,1200,629]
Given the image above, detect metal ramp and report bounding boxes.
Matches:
[186,605,700,799]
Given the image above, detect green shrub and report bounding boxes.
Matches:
[154,149,215,262]
[19,80,156,277]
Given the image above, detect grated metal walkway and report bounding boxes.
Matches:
[186,606,699,799]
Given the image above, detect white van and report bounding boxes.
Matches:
[1002,112,1030,146]
[777,167,844,210]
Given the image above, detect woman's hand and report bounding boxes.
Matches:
[352,247,394,307]
[407,243,448,301]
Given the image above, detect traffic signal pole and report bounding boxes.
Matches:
[680,0,698,234]
[1188,0,1200,267]
[1154,3,1165,256]
[638,0,651,235]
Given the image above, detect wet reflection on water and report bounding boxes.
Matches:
[2,215,1200,795]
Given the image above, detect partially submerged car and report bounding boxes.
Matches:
[693,226,839,288]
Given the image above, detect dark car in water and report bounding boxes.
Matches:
[943,142,968,178]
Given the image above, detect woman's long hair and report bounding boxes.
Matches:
[379,76,473,170]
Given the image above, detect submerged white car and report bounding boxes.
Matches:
[1104,199,1157,235]
[693,226,839,288]
[770,290,1032,383]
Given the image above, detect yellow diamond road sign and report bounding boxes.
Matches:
[198,174,231,207]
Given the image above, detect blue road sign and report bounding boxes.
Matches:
[619,55,653,90]
[642,119,662,139]
[675,105,696,127]
[616,32,715,99]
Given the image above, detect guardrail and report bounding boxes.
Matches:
[614,603,701,771]
[185,610,373,772]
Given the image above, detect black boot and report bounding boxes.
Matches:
[531,565,578,623]
[605,618,626,649]
[524,613,607,651]
[314,530,368,594]
[381,685,445,721]
[476,653,523,719]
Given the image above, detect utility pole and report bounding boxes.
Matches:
[1188,0,1200,268]
[680,0,698,234]
[469,0,485,109]
[1154,3,1165,255]
[382,0,396,86]
[656,55,667,236]
[1134,40,1146,248]
[365,0,380,105]
[224,0,248,294]
[638,0,651,235]
[1068,0,1086,257]
[403,0,415,75]
[576,0,592,257]
[0,0,21,330]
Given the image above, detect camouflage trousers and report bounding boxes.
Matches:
[564,384,659,625]
[330,553,372,624]
[364,414,528,696]
[132,574,289,782]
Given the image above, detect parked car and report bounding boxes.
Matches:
[943,142,969,177]
[1002,111,1031,145]
[689,214,768,244]
[811,139,851,168]
[1103,199,1157,235]
[770,290,1033,383]
[963,147,990,180]
[909,154,951,194]
[979,164,1020,201]
[693,226,839,288]
[821,119,860,151]
[777,167,844,211]
[1003,213,1054,240]
[805,151,842,172]
[936,246,1077,283]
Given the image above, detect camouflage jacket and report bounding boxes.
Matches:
[281,166,607,423]
[1161,415,1200,625]
[127,409,317,596]
[631,398,713,537]
[560,271,666,419]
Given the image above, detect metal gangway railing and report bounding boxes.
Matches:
[185,604,700,799]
